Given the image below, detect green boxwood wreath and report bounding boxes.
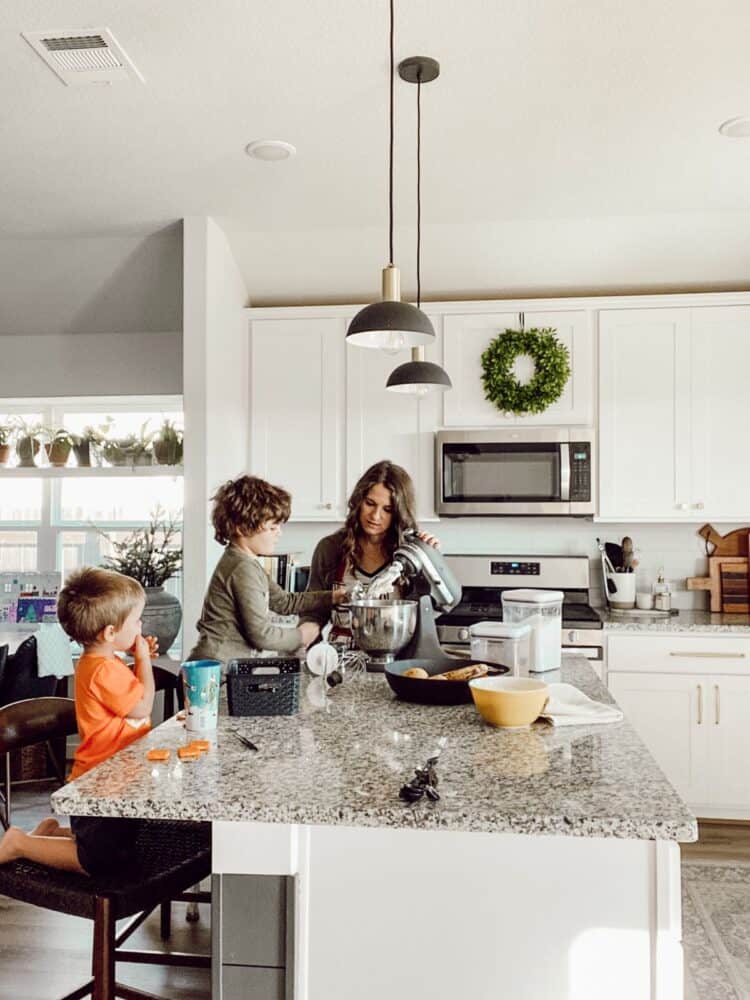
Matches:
[481,327,571,415]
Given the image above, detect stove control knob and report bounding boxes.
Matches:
[458,628,470,642]
[567,630,579,643]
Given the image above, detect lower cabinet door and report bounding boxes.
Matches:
[221,966,285,1000]
[607,672,709,806]
[705,674,750,815]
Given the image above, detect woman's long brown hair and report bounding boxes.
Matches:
[342,460,418,570]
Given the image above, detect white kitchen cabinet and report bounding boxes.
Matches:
[249,317,346,520]
[607,671,709,807]
[608,633,750,818]
[599,308,692,519]
[346,315,442,521]
[599,304,750,520]
[690,306,750,521]
[442,309,594,427]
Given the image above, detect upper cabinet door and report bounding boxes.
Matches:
[346,315,442,521]
[442,310,593,427]
[598,309,692,519]
[690,306,750,521]
[249,317,346,520]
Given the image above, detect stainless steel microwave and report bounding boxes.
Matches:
[436,427,596,516]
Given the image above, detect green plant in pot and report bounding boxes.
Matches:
[152,419,183,466]
[71,426,101,468]
[13,420,43,468]
[129,422,154,467]
[0,425,13,467]
[98,509,183,653]
[42,428,75,468]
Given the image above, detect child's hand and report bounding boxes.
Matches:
[132,634,151,661]
[145,635,159,658]
[332,585,347,605]
[299,622,320,648]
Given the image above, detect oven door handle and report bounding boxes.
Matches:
[560,444,571,501]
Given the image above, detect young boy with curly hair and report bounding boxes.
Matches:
[188,475,343,664]
[0,567,157,874]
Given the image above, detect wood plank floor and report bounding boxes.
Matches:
[680,819,750,861]
[0,785,210,1000]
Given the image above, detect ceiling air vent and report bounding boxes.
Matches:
[21,28,144,86]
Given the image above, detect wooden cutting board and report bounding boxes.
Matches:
[687,555,747,612]
[720,559,750,613]
[698,523,750,557]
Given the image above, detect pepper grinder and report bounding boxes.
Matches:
[653,568,671,611]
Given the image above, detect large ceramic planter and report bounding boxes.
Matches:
[0,444,10,466]
[142,586,182,654]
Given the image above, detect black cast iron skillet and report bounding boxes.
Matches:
[385,658,509,706]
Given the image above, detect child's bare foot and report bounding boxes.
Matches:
[31,817,60,837]
[0,827,24,865]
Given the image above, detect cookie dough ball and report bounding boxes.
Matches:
[403,667,429,679]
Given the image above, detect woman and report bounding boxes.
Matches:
[300,460,437,642]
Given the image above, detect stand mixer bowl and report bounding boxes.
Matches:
[348,599,418,671]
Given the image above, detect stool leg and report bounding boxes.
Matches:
[159,900,171,940]
[2,751,11,830]
[93,896,116,1000]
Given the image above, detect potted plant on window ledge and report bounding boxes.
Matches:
[152,419,183,467]
[0,425,13,466]
[98,509,183,654]
[42,428,75,468]
[14,420,43,468]
[71,426,101,468]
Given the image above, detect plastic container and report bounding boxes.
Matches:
[227,658,300,716]
[501,589,563,673]
[181,659,222,731]
[469,621,531,676]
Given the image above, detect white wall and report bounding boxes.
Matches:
[276,517,728,612]
[182,216,250,652]
[224,209,750,306]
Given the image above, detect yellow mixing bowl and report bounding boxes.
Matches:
[469,677,549,729]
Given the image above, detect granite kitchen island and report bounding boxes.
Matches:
[53,659,697,1000]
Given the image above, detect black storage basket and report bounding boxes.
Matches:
[227,658,300,716]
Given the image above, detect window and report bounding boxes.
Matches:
[0,395,184,650]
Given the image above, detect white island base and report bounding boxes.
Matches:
[212,820,683,1000]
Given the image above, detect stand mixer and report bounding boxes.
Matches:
[348,535,463,671]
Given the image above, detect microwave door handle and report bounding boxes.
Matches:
[560,444,571,501]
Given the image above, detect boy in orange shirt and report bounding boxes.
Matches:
[0,567,157,874]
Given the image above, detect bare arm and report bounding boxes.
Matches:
[127,634,156,719]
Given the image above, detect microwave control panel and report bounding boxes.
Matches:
[569,442,592,501]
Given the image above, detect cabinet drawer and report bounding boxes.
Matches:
[221,966,285,1000]
[608,633,750,674]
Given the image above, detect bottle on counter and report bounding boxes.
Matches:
[653,568,671,611]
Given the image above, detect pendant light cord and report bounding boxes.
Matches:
[388,0,395,266]
[416,74,422,309]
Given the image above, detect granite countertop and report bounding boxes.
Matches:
[52,658,697,843]
[600,609,750,633]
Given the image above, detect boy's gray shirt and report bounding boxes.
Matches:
[187,544,332,663]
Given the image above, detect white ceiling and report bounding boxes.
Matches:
[3,0,750,239]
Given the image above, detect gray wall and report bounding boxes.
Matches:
[0,227,182,397]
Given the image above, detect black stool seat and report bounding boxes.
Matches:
[0,819,210,920]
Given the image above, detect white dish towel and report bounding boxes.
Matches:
[539,683,623,727]
[35,623,74,678]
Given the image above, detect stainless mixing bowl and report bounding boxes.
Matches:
[348,599,418,671]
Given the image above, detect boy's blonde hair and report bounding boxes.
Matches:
[57,567,145,646]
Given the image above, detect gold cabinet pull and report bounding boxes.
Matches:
[670,651,746,659]
[697,684,703,725]
[715,684,720,726]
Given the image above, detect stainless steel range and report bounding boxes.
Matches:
[436,554,604,662]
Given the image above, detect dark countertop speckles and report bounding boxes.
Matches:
[52,658,697,842]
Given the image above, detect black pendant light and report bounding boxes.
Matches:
[346,0,436,351]
[386,57,452,394]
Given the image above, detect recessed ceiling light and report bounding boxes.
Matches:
[244,139,296,161]
[718,116,750,138]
